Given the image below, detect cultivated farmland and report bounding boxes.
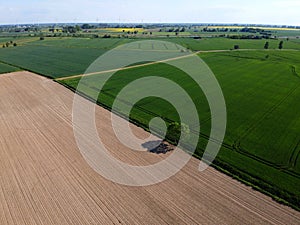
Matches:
[0,71,299,224]
[0,36,300,209]
[0,37,300,78]
[0,62,19,74]
[0,38,133,78]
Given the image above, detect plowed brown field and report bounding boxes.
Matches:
[0,71,299,225]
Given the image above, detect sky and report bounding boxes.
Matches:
[0,0,299,26]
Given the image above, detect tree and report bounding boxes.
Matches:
[40,36,44,40]
[81,24,91,29]
[279,41,283,49]
[234,44,240,50]
[264,41,269,49]
[75,25,81,32]
[103,34,111,38]
[13,43,17,47]
[5,42,9,47]
[63,26,77,33]
[165,122,190,145]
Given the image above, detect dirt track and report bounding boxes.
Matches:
[0,71,299,224]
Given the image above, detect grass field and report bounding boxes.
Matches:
[0,45,106,78]
[0,38,135,78]
[202,51,300,168]
[168,38,300,51]
[0,38,13,45]
[0,62,20,74]
[27,37,132,49]
[59,49,300,209]
[201,51,300,202]
[0,37,299,79]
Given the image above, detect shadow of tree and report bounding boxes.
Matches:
[142,140,174,154]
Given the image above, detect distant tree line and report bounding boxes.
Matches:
[227,34,271,40]
[164,27,186,33]
[62,25,81,33]
[201,27,272,37]
[202,27,235,32]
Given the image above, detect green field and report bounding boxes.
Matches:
[0,38,134,78]
[0,38,13,44]
[202,51,300,165]
[168,38,300,51]
[0,37,299,79]
[27,37,133,49]
[0,62,20,74]
[0,36,300,209]
[0,45,105,78]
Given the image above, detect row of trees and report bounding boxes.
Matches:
[264,41,284,49]
[234,41,284,50]
[2,40,17,48]
[164,27,186,33]
[228,34,271,39]
[123,30,139,34]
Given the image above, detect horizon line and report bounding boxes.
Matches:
[0,22,299,27]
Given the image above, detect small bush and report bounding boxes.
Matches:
[165,122,190,145]
[103,34,111,38]
[234,45,240,50]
